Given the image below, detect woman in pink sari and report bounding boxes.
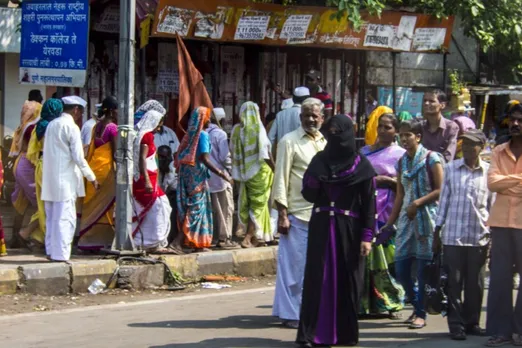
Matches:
[359,112,406,318]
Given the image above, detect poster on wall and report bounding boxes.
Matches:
[19,0,89,86]
[279,15,312,39]
[412,28,447,51]
[363,24,393,48]
[157,42,179,94]
[234,16,270,40]
[378,87,424,117]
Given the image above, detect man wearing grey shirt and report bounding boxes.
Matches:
[208,108,238,249]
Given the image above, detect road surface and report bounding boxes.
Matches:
[0,286,488,347]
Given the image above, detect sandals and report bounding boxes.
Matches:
[409,318,426,330]
[404,312,416,324]
[485,336,512,347]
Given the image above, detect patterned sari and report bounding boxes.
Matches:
[395,145,442,262]
[176,107,213,249]
[231,102,273,242]
[359,145,406,314]
[78,122,117,250]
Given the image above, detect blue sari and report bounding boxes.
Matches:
[177,108,213,249]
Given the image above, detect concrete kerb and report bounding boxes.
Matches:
[0,265,19,295]
[0,246,279,295]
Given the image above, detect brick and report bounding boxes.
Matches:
[70,260,117,293]
[21,263,70,295]
[0,265,19,295]
[233,246,277,277]
[197,251,234,277]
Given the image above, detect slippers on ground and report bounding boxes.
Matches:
[485,336,512,347]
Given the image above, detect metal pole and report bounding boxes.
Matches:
[392,52,397,112]
[113,0,137,252]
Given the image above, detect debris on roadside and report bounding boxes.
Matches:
[201,282,232,290]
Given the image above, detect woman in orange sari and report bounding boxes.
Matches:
[78,97,118,251]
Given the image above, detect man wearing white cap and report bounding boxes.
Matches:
[268,87,310,148]
[42,96,99,262]
[208,108,237,249]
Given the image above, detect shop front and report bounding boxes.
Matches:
[148,0,455,136]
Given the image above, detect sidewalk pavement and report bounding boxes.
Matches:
[0,246,278,296]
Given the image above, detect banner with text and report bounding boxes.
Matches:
[152,0,454,52]
[19,0,89,87]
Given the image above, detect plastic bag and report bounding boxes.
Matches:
[423,254,448,316]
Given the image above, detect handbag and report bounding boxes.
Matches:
[423,253,448,316]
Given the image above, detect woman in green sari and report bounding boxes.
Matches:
[231,102,275,248]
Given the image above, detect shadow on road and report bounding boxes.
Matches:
[149,337,293,347]
[129,314,281,330]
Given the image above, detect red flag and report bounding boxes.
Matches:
[174,33,213,139]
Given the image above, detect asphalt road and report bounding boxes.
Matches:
[0,287,488,348]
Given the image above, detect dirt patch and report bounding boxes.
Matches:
[0,275,276,316]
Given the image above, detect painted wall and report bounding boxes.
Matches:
[2,53,47,137]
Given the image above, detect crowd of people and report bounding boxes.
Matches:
[0,71,521,347]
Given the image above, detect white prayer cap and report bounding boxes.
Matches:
[62,95,87,108]
[281,98,294,110]
[293,87,310,98]
[213,107,226,121]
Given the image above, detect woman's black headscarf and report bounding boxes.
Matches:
[307,114,376,185]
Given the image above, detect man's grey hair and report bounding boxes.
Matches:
[301,97,324,115]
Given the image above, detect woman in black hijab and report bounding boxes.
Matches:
[296,115,377,347]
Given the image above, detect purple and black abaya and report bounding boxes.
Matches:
[296,115,377,347]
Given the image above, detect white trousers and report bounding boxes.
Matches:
[45,199,76,261]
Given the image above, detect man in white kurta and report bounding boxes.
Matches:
[42,96,98,261]
[272,98,326,328]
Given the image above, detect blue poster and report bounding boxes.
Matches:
[19,0,89,87]
[377,87,424,117]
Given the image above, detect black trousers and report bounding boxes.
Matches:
[443,245,487,333]
[486,228,522,338]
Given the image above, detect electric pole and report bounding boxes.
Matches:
[113,0,137,252]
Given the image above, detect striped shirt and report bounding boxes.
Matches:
[436,158,493,246]
[314,87,333,110]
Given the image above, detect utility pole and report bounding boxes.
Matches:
[113,0,137,252]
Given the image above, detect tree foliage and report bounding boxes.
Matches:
[254,0,522,76]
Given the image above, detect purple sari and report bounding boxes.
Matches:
[359,144,406,315]
[360,145,405,227]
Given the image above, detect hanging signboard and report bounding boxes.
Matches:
[19,0,89,86]
[378,87,424,117]
[152,0,455,52]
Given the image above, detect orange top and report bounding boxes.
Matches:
[487,142,522,229]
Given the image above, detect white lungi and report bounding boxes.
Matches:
[45,199,77,261]
[272,215,309,321]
